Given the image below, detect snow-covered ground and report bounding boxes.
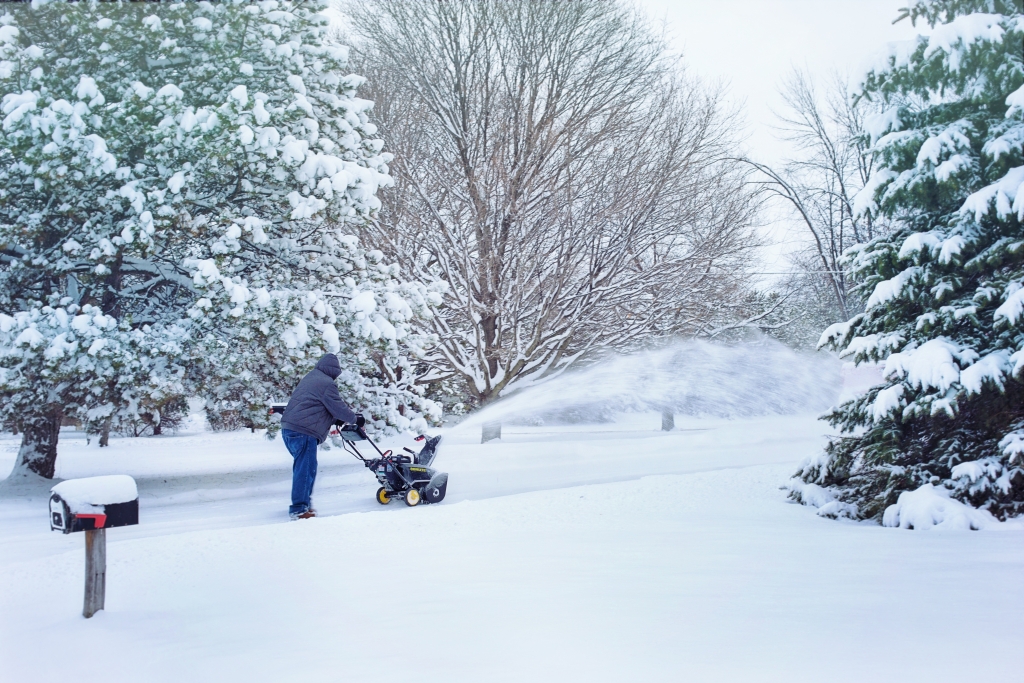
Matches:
[1,414,1022,682]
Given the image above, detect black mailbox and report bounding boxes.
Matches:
[49,475,139,534]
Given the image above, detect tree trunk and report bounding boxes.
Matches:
[13,409,63,479]
[99,418,112,448]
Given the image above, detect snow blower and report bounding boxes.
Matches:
[334,422,447,507]
[268,403,447,507]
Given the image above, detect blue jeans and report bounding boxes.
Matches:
[282,429,318,515]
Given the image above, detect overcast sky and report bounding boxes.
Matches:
[635,0,924,268]
[637,0,922,162]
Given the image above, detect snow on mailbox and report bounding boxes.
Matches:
[49,475,138,618]
[50,475,139,533]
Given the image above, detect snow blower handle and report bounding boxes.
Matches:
[351,415,371,441]
[362,430,387,457]
[333,416,386,457]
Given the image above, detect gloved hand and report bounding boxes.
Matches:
[355,414,366,428]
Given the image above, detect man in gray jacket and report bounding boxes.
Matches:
[280,353,362,519]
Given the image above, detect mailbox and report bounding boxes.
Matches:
[49,475,139,618]
[50,475,139,534]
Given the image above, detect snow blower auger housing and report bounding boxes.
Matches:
[334,422,447,507]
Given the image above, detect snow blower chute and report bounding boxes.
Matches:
[334,422,447,507]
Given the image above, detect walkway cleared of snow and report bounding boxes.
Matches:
[1,415,1021,682]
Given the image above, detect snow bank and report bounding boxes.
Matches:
[882,484,995,530]
[51,475,137,511]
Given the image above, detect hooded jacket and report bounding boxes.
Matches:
[280,354,358,443]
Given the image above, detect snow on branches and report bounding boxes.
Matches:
[793,0,1024,522]
[0,1,439,477]
[185,234,443,434]
[0,303,187,475]
[351,1,760,406]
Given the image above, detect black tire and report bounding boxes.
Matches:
[376,487,392,505]
[404,488,421,507]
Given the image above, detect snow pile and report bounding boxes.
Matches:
[51,475,137,510]
[786,477,858,519]
[882,483,996,530]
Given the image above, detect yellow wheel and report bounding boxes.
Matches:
[404,489,421,507]
[376,487,391,505]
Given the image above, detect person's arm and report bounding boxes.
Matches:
[321,382,358,424]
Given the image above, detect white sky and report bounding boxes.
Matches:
[636,0,924,271]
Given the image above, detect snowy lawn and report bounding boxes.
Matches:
[1,415,1021,682]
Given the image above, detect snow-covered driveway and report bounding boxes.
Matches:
[1,415,1021,682]
[0,414,816,559]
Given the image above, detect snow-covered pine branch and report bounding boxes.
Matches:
[791,0,1024,522]
[0,0,439,481]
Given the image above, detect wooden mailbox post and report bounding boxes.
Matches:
[49,475,139,618]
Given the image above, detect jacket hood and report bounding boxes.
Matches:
[315,353,342,379]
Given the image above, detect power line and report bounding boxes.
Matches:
[741,271,851,275]
[701,270,852,275]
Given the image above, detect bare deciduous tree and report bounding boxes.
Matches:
[346,0,761,404]
[746,70,889,323]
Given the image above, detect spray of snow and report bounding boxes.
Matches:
[454,339,842,432]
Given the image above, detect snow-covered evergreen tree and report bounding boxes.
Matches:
[792,0,1024,521]
[0,0,440,481]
